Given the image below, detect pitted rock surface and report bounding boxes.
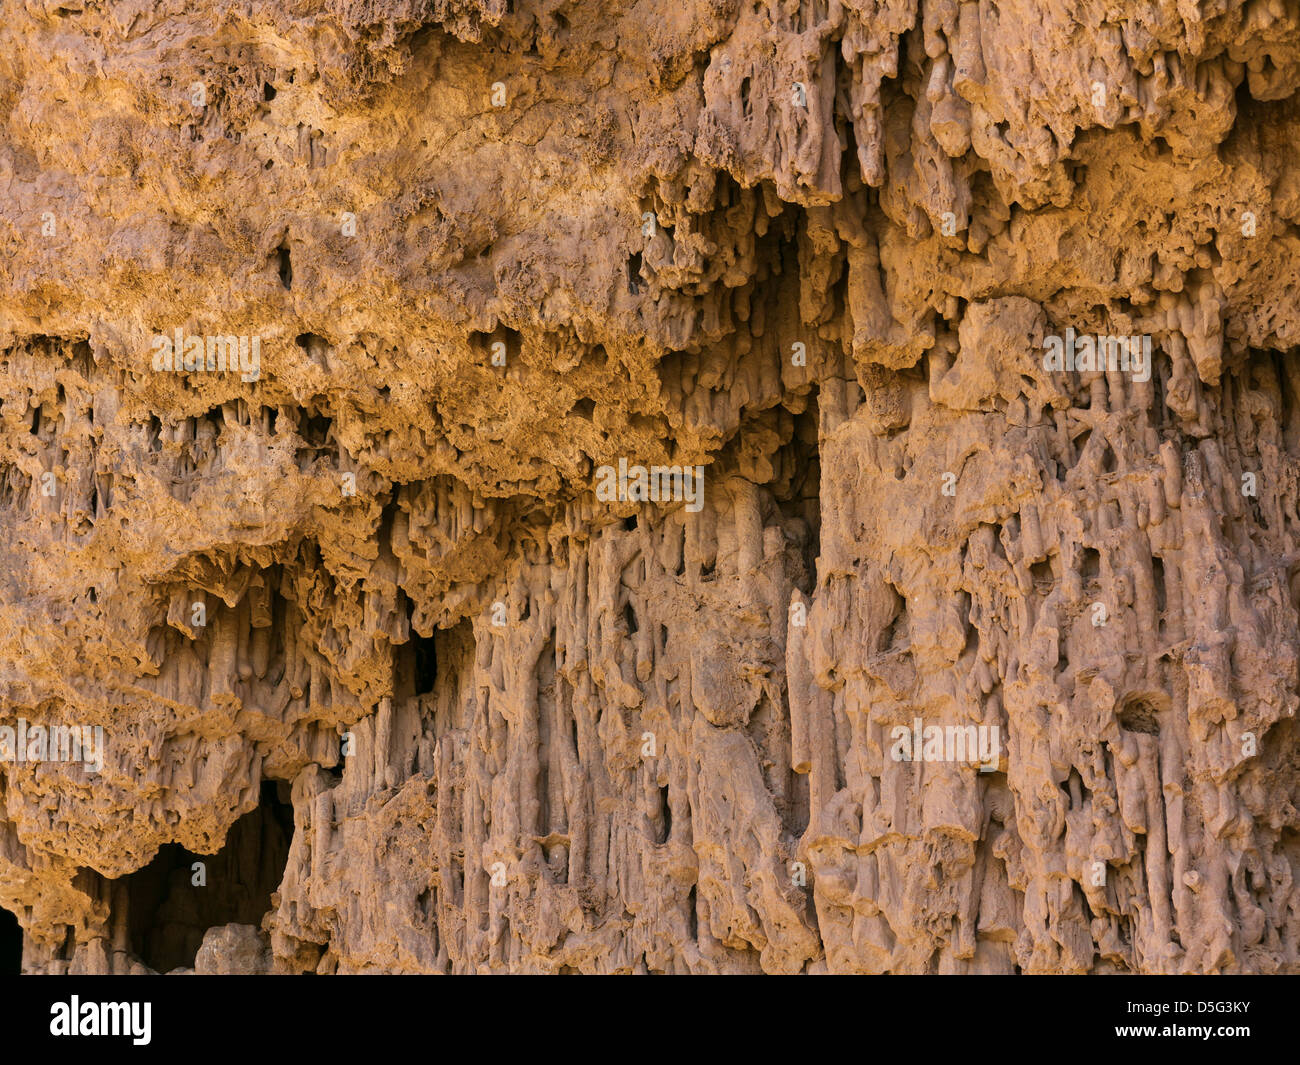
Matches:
[2,0,1300,973]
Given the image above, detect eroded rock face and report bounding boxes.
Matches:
[1,0,1299,974]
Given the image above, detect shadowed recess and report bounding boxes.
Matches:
[120,780,294,973]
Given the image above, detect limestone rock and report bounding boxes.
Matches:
[0,0,1299,975]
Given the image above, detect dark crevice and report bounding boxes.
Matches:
[406,623,438,697]
[878,584,907,651]
[277,242,293,289]
[1080,547,1101,582]
[297,407,334,449]
[774,396,821,591]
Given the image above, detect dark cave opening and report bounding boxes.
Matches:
[121,780,294,973]
[399,598,439,698]
[292,396,335,451]
[1,907,20,974]
[411,629,438,696]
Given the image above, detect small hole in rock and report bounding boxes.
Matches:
[1118,697,1162,735]
[1080,547,1101,582]
[277,243,292,289]
[657,786,671,843]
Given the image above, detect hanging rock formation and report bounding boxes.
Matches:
[2,0,1300,974]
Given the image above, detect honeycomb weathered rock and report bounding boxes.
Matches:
[2,0,1300,974]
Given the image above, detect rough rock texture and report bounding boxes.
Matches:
[2,0,1300,974]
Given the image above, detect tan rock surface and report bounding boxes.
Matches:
[1,0,1299,973]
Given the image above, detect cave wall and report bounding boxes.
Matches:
[2,0,1300,973]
